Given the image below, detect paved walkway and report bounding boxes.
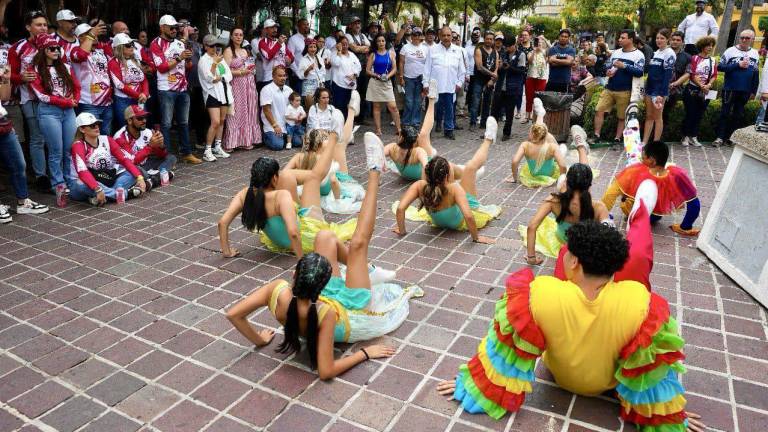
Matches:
[0,117,766,432]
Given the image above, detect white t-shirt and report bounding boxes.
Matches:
[400,42,428,79]
[260,82,293,132]
[288,33,307,76]
[317,47,332,81]
[285,104,306,126]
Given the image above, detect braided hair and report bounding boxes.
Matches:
[551,163,594,223]
[420,157,450,211]
[397,124,420,166]
[277,253,333,369]
[299,129,328,170]
[241,157,280,231]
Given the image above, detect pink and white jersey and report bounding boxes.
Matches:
[114,126,152,155]
[9,39,37,104]
[70,47,112,106]
[258,38,294,81]
[108,57,148,99]
[150,36,188,91]
[0,41,18,106]
[30,63,81,108]
[51,33,79,63]
[72,135,123,173]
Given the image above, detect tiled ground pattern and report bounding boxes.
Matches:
[0,117,766,432]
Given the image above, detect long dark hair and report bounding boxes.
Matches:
[33,50,74,97]
[277,253,333,368]
[302,39,321,69]
[227,27,246,53]
[398,125,419,166]
[551,163,594,223]
[420,157,450,211]
[242,157,280,232]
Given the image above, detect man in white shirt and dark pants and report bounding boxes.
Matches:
[423,26,466,140]
[677,0,718,55]
[260,66,294,150]
[287,18,310,94]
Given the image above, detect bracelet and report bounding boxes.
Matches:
[360,348,370,360]
[85,35,96,41]
[136,175,144,181]
[94,186,103,193]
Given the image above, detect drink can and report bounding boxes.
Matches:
[116,187,126,204]
[55,184,67,208]
[160,170,170,187]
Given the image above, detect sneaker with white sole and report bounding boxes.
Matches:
[0,204,11,224]
[212,145,230,158]
[369,264,396,285]
[680,136,690,147]
[570,125,589,154]
[458,164,485,179]
[349,90,361,116]
[690,137,702,148]
[428,79,438,100]
[16,199,49,215]
[202,148,217,162]
[363,132,386,171]
[711,138,723,147]
[484,116,498,143]
[533,97,545,119]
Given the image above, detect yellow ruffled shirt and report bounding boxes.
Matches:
[529,276,650,396]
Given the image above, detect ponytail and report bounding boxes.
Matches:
[552,163,594,222]
[420,157,450,211]
[242,158,280,232]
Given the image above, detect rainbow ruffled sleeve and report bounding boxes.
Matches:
[615,292,688,432]
[453,268,545,419]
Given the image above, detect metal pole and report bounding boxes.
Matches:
[463,0,468,45]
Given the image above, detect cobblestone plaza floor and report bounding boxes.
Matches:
[0,118,766,432]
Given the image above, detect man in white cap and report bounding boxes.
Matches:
[71,22,114,134]
[10,10,49,192]
[287,18,310,91]
[677,0,718,55]
[258,18,293,93]
[150,15,201,164]
[114,104,176,189]
[53,9,78,62]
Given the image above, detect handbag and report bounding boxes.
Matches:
[91,168,118,187]
[630,75,645,103]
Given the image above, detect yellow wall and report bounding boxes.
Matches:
[720,5,768,48]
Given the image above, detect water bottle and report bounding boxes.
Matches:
[116,187,126,204]
[160,169,170,187]
[55,184,67,208]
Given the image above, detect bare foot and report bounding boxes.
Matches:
[436,380,456,400]
[504,175,517,183]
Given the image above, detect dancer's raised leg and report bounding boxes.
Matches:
[294,133,338,210]
[416,79,438,157]
[458,117,496,197]
[334,103,357,174]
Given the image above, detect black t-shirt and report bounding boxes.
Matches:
[475,46,498,84]
[594,52,609,77]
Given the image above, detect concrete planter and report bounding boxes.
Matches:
[697,126,768,307]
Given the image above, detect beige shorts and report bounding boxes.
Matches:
[596,89,631,119]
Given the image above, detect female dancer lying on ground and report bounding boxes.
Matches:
[217,131,356,257]
[519,125,611,264]
[226,150,423,379]
[391,117,500,244]
[383,79,439,181]
[285,93,365,214]
[436,181,706,432]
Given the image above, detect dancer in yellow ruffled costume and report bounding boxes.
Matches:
[505,123,566,187]
[217,131,356,257]
[392,117,501,244]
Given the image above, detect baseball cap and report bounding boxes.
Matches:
[263,19,277,28]
[695,0,706,3]
[412,27,423,34]
[159,15,178,26]
[425,28,435,35]
[75,112,102,127]
[74,23,92,37]
[112,33,136,48]
[34,34,60,50]
[124,105,150,121]
[202,34,218,46]
[495,32,504,40]
[471,28,481,35]
[349,16,361,24]
[56,9,77,21]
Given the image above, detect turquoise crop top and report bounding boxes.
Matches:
[526,158,556,176]
[428,193,480,230]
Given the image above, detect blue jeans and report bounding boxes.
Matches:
[263,131,286,150]
[37,103,76,188]
[21,101,47,178]
[470,80,493,126]
[755,101,767,125]
[403,76,423,126]
[717,90,750,141]
[138,154,177,186]
[67,171,137,202]
[331,83,352,120]
[435,93,455,132]
[0,131,29,199]
[159,90,191,155]
[285,124,305,149]
[77,103,113,135]
[113,96,137,131]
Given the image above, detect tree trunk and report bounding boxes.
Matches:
[637,7,646,39]
[717,0,736,55]
[735,0,754,36]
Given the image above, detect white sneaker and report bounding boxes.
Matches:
[570,125,589,154]
[457,164,485,179]
[428,79,438,100]
[712,138,724,147]
[16,199,49,215]
[202,148,217,162]
[484,116,498,143]
[88,196,100,207]
[681,136,690,147]
[369,264,396,285]
[212,145,230,158]
[0,204,11,224]
[690,137,702,148]
[349,90,361,116]
[533,97,545,119]
[364,132,386,171]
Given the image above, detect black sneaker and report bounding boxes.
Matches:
[35,176,52,194]
[611,137,622,151]
[435,125,443,133]
[587,134,600,145]
[469,124,476,132]
[501,135,510,142]
[444,131,456,140]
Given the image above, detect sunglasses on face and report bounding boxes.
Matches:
[740,36,753,40]
[122,43,134,49]
[134,116,147,121]
[47,46,61,53]
[84,123,100,129]
[413,32,423,36]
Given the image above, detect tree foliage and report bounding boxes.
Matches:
[525,16,563,40]
[469,0,539,29]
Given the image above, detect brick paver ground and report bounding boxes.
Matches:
[0,116,766,432]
